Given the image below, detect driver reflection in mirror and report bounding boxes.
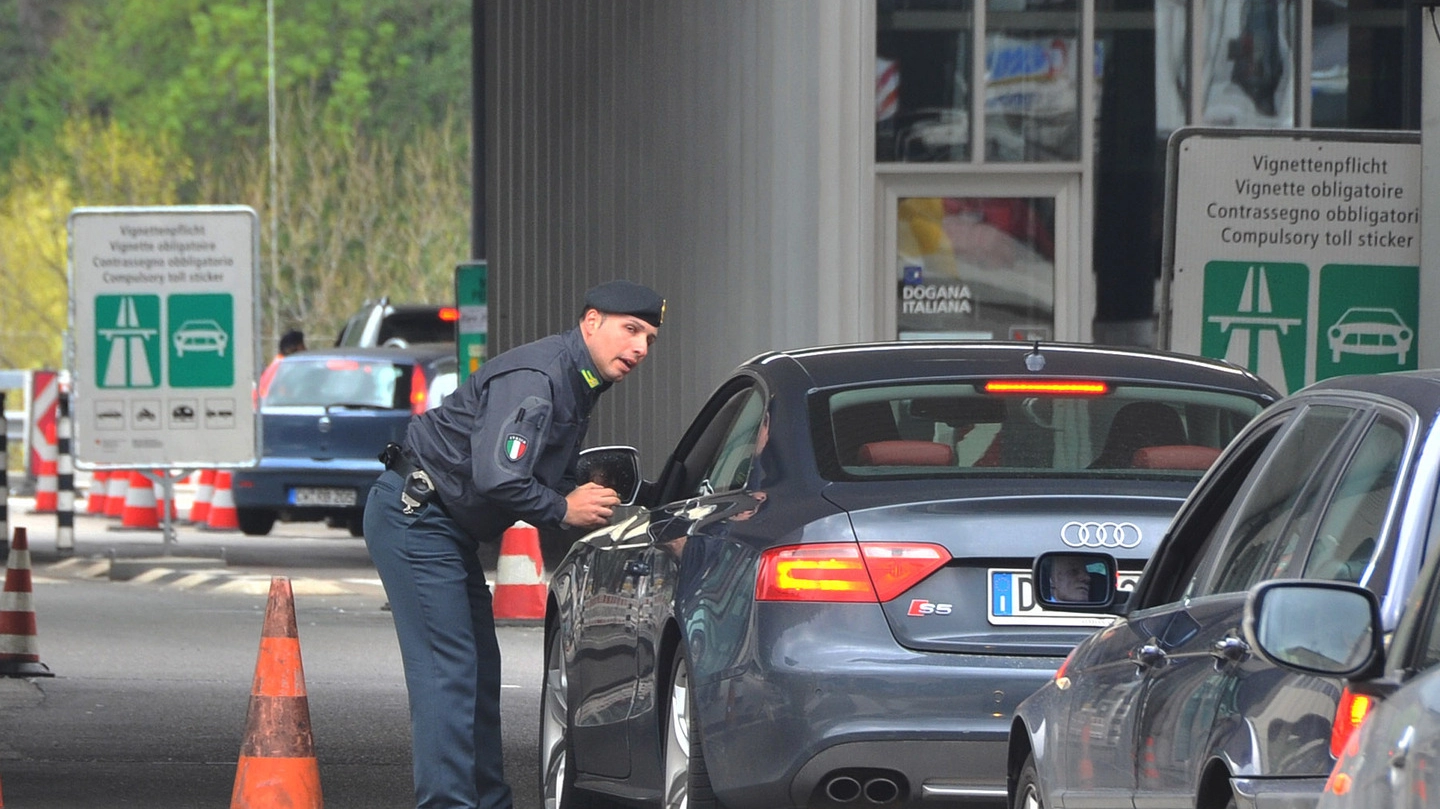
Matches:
[1050,556,1093,602]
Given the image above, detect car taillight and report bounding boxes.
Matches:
[1330,686,1373,759]
[984,379,1109,395]
[1325,690,1369,797]
[440,307,460,321]
[756,542,950,603]
[410,365,429,415]
[1054,648,1076,683]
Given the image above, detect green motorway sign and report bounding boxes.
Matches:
[95,294,162,389]
[1200,262,1308,394]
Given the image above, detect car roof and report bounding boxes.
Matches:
[281,342,456,363]
[1299,369,1440,420]
[744,340,1279,395]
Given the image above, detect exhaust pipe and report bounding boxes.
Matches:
[825,775,862,803]
[863,777,900,804]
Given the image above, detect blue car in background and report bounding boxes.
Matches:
[232,343,455,536]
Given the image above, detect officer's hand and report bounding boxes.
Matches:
[563,482,620,528]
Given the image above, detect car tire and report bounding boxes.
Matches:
[539,628,611,809]
[1012,752,1045,809]
[663,653,718,809]
[236,508,275,536]
[346,514,365,538]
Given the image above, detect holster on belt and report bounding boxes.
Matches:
[380,442,437,515]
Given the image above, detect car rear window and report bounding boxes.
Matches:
[378,311,455,346]
[814,381,1266,481]
[263,357,410,409]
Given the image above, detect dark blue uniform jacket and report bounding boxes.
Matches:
[405,327,611,542]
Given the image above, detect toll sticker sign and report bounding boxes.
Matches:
[69,206,260,468]
[1164,129,1420,394]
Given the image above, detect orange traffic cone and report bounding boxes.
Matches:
[86,470,110,514]
[0,527,54,677]
[231,577,322,809]
[206,471,239,531]
[492,522,546,621]
[120,471,160,530]
[104,471,129,518]
[189,469,216,524]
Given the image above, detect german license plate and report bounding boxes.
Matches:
[290,487,357,507]
[987,568,1137,627]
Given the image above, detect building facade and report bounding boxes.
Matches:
[480,0,1415,462]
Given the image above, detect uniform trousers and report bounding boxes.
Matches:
[364,469,514,809]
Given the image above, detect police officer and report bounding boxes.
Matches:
[364,280,664,809]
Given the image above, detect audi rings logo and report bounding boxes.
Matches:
[1061,521,1142,549]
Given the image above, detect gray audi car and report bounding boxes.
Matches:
[541,341,1277,809]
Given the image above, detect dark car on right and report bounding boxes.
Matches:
[1008,369,1440,809]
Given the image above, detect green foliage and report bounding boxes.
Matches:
[0,1,475,369]
[30,0,470,160]
[0,116,189,368]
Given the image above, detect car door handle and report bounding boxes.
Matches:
[1133,643,1166,669]
[624,560,650,577]
[1210,635,1250,663]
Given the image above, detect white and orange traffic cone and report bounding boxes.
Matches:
[188,469,216,525]
[119,471,159,530]
[231,577,323,809]
[86,470,110,514]
[492,522,546,621]
[0,527,54,677]
[206,471,239,531]
[104,471,129,519]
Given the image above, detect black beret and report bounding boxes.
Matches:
[583,280,665,327]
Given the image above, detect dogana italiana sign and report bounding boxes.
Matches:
[68,206,260,468]
[1163,128,1419,395]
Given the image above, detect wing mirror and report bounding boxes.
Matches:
[1244,580,1384,679]
[576,445,643,506]
[1032,551,1119,611]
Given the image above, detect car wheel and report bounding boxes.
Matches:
[540,628,608,809]
[663,654,718,809]
[346,514,364,538]
[1012,753,1045,809]
[236,508,275,536]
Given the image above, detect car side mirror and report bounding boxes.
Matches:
[576,446,643,506]
[1032,551,1118,611]
[1244,580,1384,679]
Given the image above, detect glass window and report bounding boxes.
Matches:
[986,0,1083,161]
[670,384,763,500]
[817,380,1266,481]
[697,390,767,496]
[897,195,1056,340]
[264,358,407,409]
[877,0,975,162]
[1311,0,1407,129]
[1200,0,1297,128]
[1197,404,1356,596]
[1301,414,1405,583]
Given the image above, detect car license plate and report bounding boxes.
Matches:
[987,568,1138,627]
[290,487,357,507]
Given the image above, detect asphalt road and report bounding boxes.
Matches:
[0,495,547,808]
